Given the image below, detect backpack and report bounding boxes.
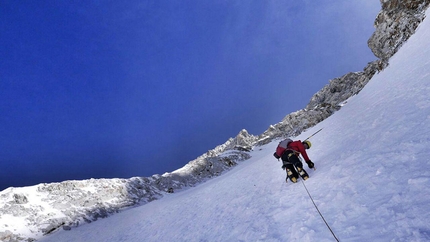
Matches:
[273,138,293,159]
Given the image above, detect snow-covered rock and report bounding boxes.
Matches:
[0,148,252,241]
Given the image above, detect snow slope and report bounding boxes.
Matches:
[40,9,430,242]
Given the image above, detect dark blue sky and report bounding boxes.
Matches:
[0,1,380,191]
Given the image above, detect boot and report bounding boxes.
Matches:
[286,169,298,183]
[296,167,309,180]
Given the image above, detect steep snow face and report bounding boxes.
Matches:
[39,7,430,242]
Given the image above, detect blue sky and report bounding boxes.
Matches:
[0,1,380,190]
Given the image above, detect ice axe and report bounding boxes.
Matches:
[304,128,323,142]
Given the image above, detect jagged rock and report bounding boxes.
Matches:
[368,0,430,62]
[12,194,28,204]
[258,108,334,142]
[62,226,72,231]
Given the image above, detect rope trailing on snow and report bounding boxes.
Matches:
[301,180,340,242]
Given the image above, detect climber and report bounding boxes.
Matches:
[281,140,314,183]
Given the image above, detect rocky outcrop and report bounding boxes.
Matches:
[368,0,430,63]
[255,60,381,143]
[201,129,258,157]
[305,60,381,111]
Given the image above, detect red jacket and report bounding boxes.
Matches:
[287,140,311,162]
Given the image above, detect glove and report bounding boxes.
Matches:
[306,160,314,169]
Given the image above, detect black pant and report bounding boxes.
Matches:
[281,150,303,178]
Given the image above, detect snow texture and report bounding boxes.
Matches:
[37,7,430,242]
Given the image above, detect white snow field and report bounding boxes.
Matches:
[41,9,430,242]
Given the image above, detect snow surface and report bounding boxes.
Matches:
[40,9,430,242]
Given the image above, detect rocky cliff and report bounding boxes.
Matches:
[260,0,429,142]
[369,0,430,63]
[1,1,429,241]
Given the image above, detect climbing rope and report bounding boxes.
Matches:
[301,180,340,242]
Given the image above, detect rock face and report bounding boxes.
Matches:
[368,0,430,63]
[1,1,429,242]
